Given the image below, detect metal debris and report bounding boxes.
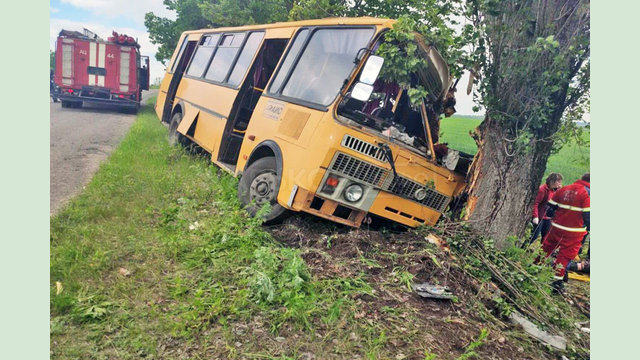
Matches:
[412,282,454,300]
[509,311,567,350]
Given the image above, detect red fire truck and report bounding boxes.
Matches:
[53,28,150,111]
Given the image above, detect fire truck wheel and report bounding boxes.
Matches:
[168,112,189,147]
[238,157,288,223]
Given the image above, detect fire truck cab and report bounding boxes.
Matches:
[53,28,150,111]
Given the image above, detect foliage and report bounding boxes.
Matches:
[375,17,430,106]
[144,0,214,63]
[462,0,591,154]
[288,0,347,20]
[199,0,292,27]
[145,0,293,64]
[50,50,55,71]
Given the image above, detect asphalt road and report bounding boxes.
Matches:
[50,90,158,214]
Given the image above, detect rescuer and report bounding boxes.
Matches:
[526,173,563,247]
[541,173,590,292]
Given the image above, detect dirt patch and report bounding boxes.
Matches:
[267,215,560,359]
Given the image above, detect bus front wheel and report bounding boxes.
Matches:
[238,157,288,223]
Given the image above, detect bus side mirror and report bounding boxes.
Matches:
[359,55,384,85]
[350,55,384,102]
[351,82,374,101]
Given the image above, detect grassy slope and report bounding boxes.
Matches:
[51,104,585,359]
[49,103,427,359]
[440,116,590,184]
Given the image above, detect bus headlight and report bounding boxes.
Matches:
[414,188,427,201]
[344,184,364,202]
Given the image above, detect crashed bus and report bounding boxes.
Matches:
[53,28,150,111]
[155,17,471,228]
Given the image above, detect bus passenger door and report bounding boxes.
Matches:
[217,39,288,165]
[161,39,196,123]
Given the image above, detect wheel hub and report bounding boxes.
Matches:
[250,171,277,205]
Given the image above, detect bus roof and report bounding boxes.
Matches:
[182,17,395,35]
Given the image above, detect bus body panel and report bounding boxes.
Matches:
[265,27,295,39]
[195,111,226,154]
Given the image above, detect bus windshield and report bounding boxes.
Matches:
[337,36,451,156]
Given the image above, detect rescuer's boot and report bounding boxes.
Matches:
[551,280,565,295]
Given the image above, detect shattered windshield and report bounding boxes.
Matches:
[337,35,450,155]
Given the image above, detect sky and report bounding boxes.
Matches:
[49,0,482,115]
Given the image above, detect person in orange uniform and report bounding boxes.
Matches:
[527,173,563,247]
[542,173,590,291]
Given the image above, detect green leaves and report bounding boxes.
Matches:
[145,0,294,63]
[249,246,312,306]
[375,16,433,106]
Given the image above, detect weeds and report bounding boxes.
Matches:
[456,328,489,360]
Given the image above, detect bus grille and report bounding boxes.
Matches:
[331,153,388,187]
[341,135,387,162]
[329,152,450,212]
[387,176,451,212]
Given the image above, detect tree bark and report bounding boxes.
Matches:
[463,117,553,248]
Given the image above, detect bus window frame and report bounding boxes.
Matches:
[168,35,189,75]
[263,25,377,112]
[182,31,265,91]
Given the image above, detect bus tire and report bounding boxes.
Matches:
[238,157,288,223]
[168,112,188,147]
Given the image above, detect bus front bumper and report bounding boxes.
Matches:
[289,186,443,228]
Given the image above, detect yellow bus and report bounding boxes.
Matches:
[155,17,469,228]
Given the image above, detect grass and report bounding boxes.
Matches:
[50,102,345,358]
[50,102,586,359]
[440,116,590,184]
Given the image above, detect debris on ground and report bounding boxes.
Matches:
[509,311,567,350]
[412,282,454,300]
[188,221,200,231]
[424,233,455,259]
[118,267,131,276]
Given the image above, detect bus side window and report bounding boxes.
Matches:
[281,28,374,106]
[227,32,265,87]
[268,29,309,94]
[204,33,246,82]
[254,39,288,90]
[185,34,220,78]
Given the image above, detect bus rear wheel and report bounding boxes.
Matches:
[168,112,188,147]
[238,157,288,223]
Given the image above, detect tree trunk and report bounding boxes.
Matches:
[463,116,553,248]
